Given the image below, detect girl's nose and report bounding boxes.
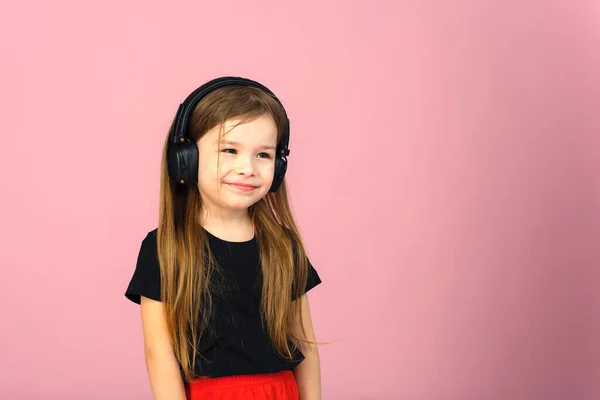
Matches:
[233,155,256,175]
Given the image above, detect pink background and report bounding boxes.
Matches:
[1,1,599,399]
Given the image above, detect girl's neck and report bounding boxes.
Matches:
[199,208,255,242]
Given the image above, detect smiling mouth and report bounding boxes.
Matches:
[225,183,259,192]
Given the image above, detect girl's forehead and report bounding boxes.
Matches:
[216,115,278,144]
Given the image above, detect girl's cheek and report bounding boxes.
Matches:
[216,162,228,179]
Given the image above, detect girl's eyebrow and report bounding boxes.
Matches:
[219,140,276,150]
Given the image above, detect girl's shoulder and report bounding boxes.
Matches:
[147,228,158,239]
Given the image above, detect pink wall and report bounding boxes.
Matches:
[1,1,599,399]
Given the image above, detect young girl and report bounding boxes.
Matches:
[125,76,322,400]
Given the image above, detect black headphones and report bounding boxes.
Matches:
[167,76,290,193]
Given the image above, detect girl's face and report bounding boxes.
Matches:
[196,114,278,215]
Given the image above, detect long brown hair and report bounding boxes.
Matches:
[157,85,314,382]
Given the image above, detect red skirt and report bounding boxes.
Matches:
[185,370,298,400]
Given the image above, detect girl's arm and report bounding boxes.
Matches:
[140,296,187,400]
[292,294,322,400]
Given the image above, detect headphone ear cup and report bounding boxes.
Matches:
[167,142,199,185]
[269,156,288,192]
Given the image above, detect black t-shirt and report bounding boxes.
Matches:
[125,228,322,379]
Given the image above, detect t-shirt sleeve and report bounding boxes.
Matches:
[304,258,322,295]
[125,231,161,304]
[292,258,322,301]
[288,230,322,300]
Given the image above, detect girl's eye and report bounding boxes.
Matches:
[258,153,271,159]
[222,148,236,154]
